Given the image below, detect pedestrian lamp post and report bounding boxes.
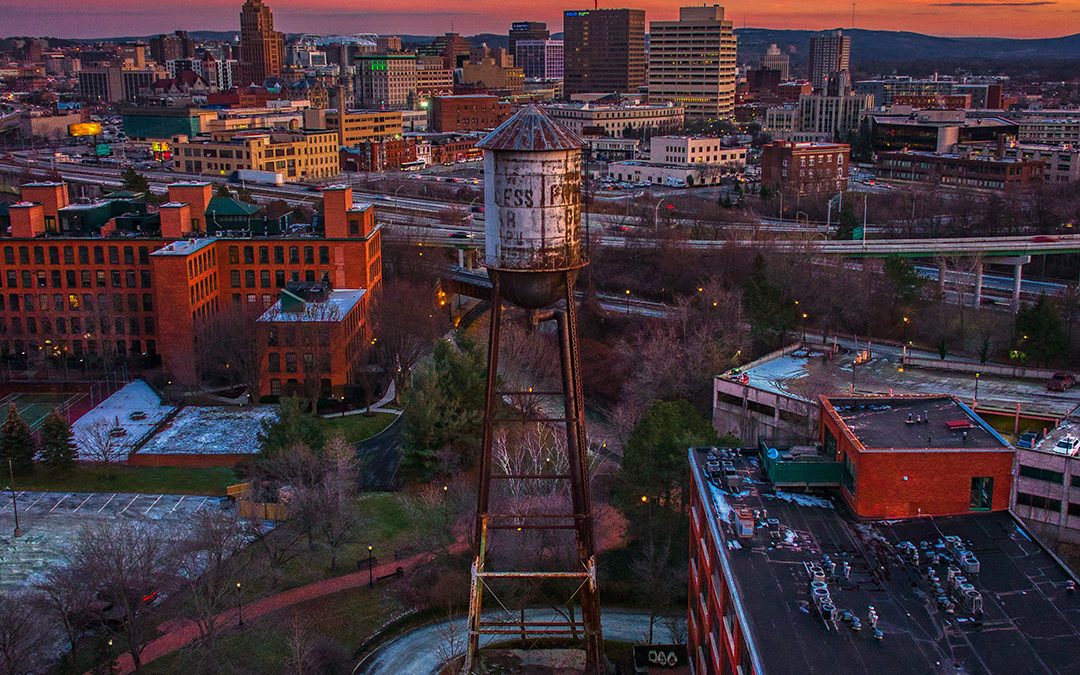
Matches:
[624,289,631,315]
[367,545,374,588]
[801,313,809,342]
[902,315,910,344]
[443,485,449,529]
[236,581,243,627]
[974,373,981,407]
[7,459,21,537]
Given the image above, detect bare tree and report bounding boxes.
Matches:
[78,418,125,478]
[630,536,680,644]
[170,510,247,664]
[0,591,47,675]
[195,304,265,400]
[72,521,175,674]
[316,481,360,572]
[372,278,448,403]
[284,615,314,675]
[35,565,97,666]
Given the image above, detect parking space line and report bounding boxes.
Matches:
[193,496,210,512]
[0,491,26,512]
[49,493,72,512]
[25,493,49,511]
[120,495,140,514]
[143,495,163,515]
[97,493,117,513]
[170,495,187,513]
[73,494,94,512]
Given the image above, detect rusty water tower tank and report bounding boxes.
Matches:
[476,104,585,309]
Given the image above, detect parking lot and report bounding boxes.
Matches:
[0,491,231,591]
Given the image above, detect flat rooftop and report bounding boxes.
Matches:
[150,238,216,256]
[827,396,1009,450]
[691,449,1080,674]
[257,288,365,322]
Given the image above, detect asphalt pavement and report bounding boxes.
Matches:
[355,608,678,675]
[355,416,404,491]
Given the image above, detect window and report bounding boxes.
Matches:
[270,379,282,396]
[285,352,297,373]
[268,352,280,372]
[969,477,994,511]
[1019,465,1064,484]
[230,271,241,288]
[1017,491,1061,512]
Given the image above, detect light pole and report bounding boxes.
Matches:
[236,581,243,627]
[367,545,374,588]
[443,485,449,530]
[801,312,808,342]
[974,372,981,407]
[7,459,21,537]
[624,289,631,315]
[653,198,668,232]
[902,315,910,344]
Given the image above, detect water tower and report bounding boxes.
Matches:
[465,105,603,672]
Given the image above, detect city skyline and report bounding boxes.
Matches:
[1,0,1077,39]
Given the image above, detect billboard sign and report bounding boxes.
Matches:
[69,122,103,137]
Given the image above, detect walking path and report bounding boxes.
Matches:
[112,538,466,674]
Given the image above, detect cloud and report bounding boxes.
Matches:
[929,1,1054,5]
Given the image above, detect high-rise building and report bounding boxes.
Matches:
[238,0,285,86]
[508,21,550,58]
[149,31,195,64]
[421,32,471,69]
[355,54,418,108]
[563,9,646,95]
[514,40,564,80]
[761,43,790,80]
[647,5,737,121]
[808,30,850,92]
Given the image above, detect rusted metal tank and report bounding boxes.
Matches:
[476,104,585,309]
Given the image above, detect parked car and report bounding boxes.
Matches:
[1017,431,1040,450]
[1047,373,1076,392]
[1053,435,1080,456]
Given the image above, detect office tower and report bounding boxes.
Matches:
[150,31,195,64]
[238,0,285,85]
[762,43,790,80]
[376,36,403,53]
[563,9,646,95]
[808,30,850,92]
[508,21,550,58]
[515,40,564,80]
[648,5,737,120]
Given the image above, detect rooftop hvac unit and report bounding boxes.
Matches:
[963,589,983,614]
[960,553,980,575]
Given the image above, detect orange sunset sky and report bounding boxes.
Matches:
[1,0,1075,39]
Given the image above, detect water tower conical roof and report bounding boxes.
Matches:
[476,103,583,152]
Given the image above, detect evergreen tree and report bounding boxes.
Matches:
[620,399,715,512]
[883,256,924,306]
[119,167,151,196]
[743,254,797,354]
[257,397,326,456]
[0,404,35,474]
[39,410,76,473]
[1016,294,1067,367]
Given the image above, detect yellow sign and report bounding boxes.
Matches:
[68,122,103,137]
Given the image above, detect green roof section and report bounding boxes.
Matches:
[205,196,261,217]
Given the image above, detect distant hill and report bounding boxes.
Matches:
[734,28,1080,67]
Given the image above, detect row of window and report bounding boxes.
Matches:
[267,351,331,374]
[2,244,151,266]
[0,292,153,313]
[227,244,331,265]
[1,338,156,358]
[1,315,155,336]
[5,268,152,291]
[230,269,325,290]
[1015,491,1080,516]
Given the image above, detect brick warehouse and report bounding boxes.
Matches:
[1,181,381,396]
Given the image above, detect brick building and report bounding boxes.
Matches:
[339,138,419,172]
[430,95,512,133]
[1,182,381,392]
[171,128,340,182]
[875,150,1044,192]
[819,395,1014,519]
[761,140,850,196]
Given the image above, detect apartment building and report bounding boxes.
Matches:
[171,128,340,181]
[647,5,737,120]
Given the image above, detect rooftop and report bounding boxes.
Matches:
[257,288,365,323]
[824,395,1011,450]
[151,238,216,256]
[477,103,582,152]
[691,448,1080,674]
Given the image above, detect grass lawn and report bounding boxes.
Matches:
[317,412,397,443]
[145,582,406,675]
[15,464,239,496]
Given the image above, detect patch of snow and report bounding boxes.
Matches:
[138,406,277,455]
[784,529,798,545]
[708,483,734,523]
[72,380,175,460]
[768,490,834,509]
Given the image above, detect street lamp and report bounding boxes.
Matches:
[974,373,981,407]
[236,581,243,627]
[654,198,668,232]
[367,545,374,588]
[7,459,21,537]
[443,485,449,529]
[624,289,631,314]
[902,315,910,344]
[801,312,809,342]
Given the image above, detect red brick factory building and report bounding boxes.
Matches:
[1,181,381,398]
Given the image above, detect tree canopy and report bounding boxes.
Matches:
[620,399,716,509]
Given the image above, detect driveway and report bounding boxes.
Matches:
[355,416,404,491]
[356,608,678,675]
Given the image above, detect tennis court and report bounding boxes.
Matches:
[0,391,85,432]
